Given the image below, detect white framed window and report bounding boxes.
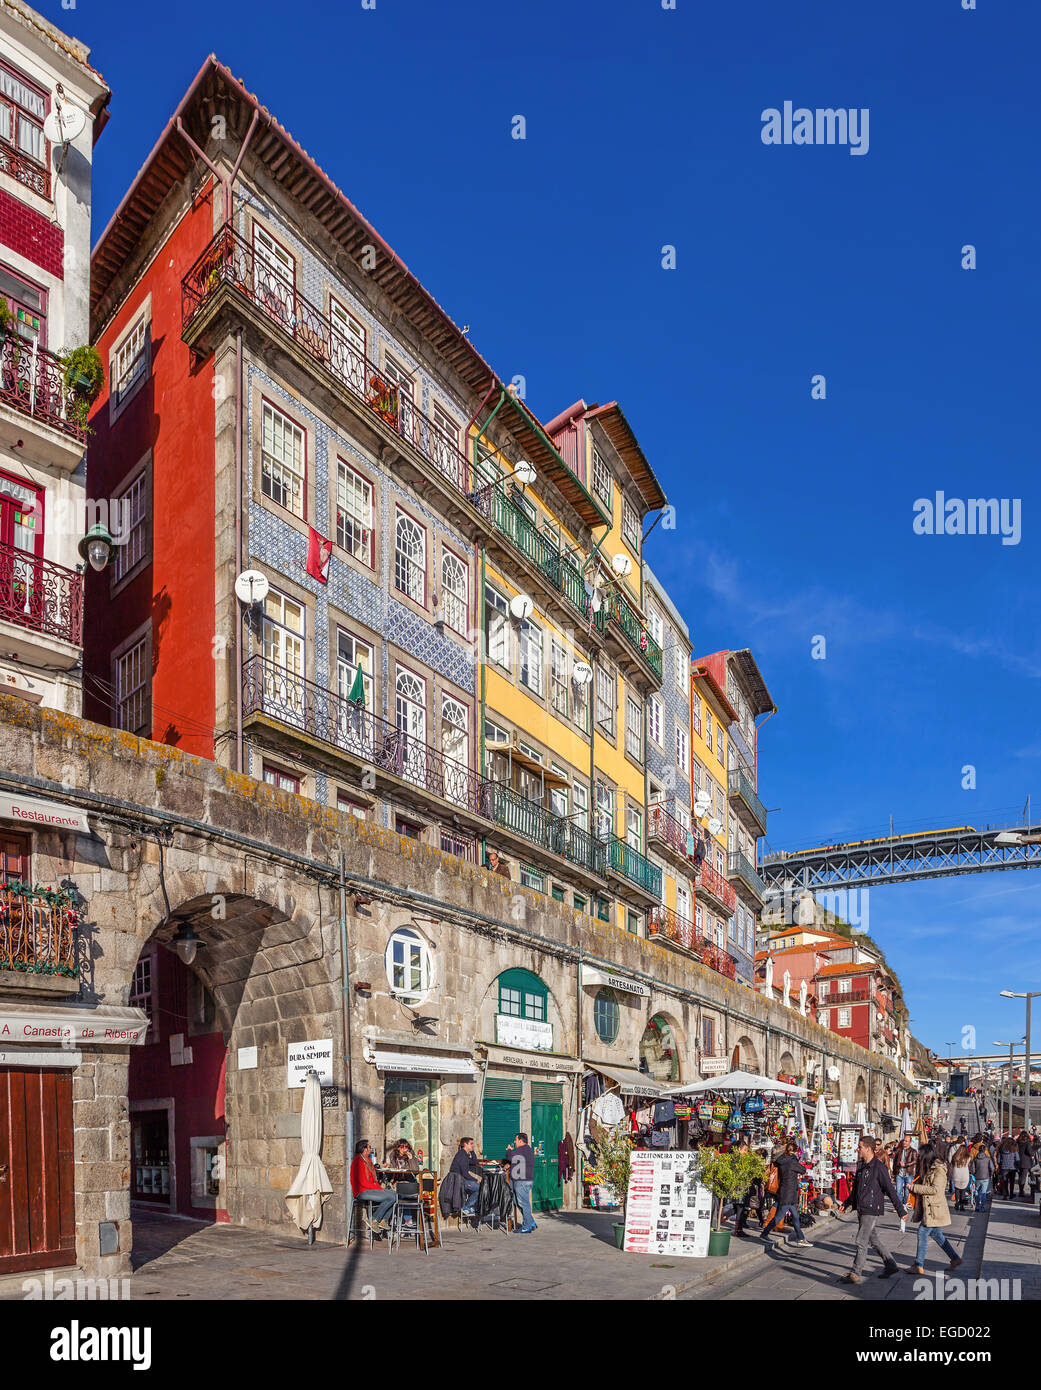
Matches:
[336,460,373,566]
[691,758,702,792]
[647,608,664,651]
[394,510,425,605]
[838,1008,851,1029]
[519,618,543,695]
[330,297,366,395]
[519,864,545,894]
[705,709,714,750]
[111,463,149,586]
[573,781,589,833]
[717,730,725,765]
[440,549,468,635]
[592,447,612,507]
[692,693,702,737]
[263,591,305,675]
[114,627,150,736]
[626,804,642,852]
[0,61,47,175]
[695,903,703,933]
[573,666,590,731]
[383,352,415,434]
[838,977,851,994]
[484,585,510,668]
[674,643,688,694]
[550,766,569,820]
[335,627,373,753]
[595,666,616,736]
[386,927,432,1002]
[648,696,663,746]
[819,1009,829,1028]
[253,224,294,296]
[675,725,688,771]
[261,401,305,518]
[550,641,569,717]
[431,402,460,479]
[595,781,615,840]
[676,883,691,923]
[625,694,642,761]
[440,694,469,805]
[129,950,156,1037]
[113,313,149,406]
[395,668,428,786]
[622,495,640,551]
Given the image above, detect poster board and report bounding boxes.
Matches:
[622,1150,713,1257]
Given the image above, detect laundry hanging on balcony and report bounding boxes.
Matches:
[305,526,332,583]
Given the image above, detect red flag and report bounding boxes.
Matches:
[306,527,332,583]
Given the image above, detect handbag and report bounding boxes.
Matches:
[653,1100,676,1126]
[766,1164,780,1195]
[649,1128,671,1148]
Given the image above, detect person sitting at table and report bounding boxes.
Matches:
[449,1137,483,1216]
[386,1137,423,1173]
[350,1139,398,1233]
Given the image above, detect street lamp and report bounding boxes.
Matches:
[994,1040,1019,1134]
[1000,990,1040,1130]
[77,522,115,573]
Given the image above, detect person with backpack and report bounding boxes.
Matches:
[839,1135,906,1283]
[909,1143,963,1276]
[972,1140,995,1211]
[998,1138,1019,1199]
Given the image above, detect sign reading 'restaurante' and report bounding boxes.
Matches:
[0,792,90,832]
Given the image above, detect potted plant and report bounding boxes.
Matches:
[592,1123,634,1249]
[0,297,12,336]
[696,1146,767,1256]
[61,344,104,401]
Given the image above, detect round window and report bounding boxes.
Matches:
[593,987,619,1044]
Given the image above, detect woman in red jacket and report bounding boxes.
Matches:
[350,1140,398,1231]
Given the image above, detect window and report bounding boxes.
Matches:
[111,466,149,584]
[692,694,702,737]
[676,883,691,923]
[592,447,612,507]
[263,764,299,794]
[695,904,703,933]
[261,402,305,517]
[594,988,620,1044]
[691,758,702,792]
[717,730,725,765]
[647,608,664,651]
[430,403,459,479]
[838,977,851,994]
[626,804,642,852]
[394,510,425,605]
[551,885,566,903]
[597,898,612,923]
[574,893,588,914]
[396,817,422,840]
[335,628,373,747]
[0,268,45,346]
[675,725,689,771]
[550,778,569,820]
[336,792,367,820]
[550,641,569,718]
[674,643,688,694]
[625,695,642,761]
[715,847,725,878]
[573,667,590,731]
[336,461,373,566]
[627,911,640,935]
[595,666,615,735]
[497,968,547,1021]
[115,632,150,736]
[541,517,560,551]
[702,1016,715,1055]
[395,669,427,785]
[439,827,475,861]
[484,585,510,668]
[595,781,614,840]
[519,864,545,894]
[0,61,48,194]
[330,297,366,395]
[440,549,467,635]
[573,782,589,834]
[838,1008,851,1029]
[130,953,155,1037]
[819,1009,829,1028]
[253,225,294,301]
[728,916,735,941]
[519,618,543,695]
[705,709,713,750]
[622,496,640,551]
[383,353,415,435]
[263,591,305,676]
[113,314,149,406]
[648,696,663,746]
[440,695,469,806]
[386,927,431,1002]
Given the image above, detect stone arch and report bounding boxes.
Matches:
[854,1074,868,1108]
[734,1034,759,1074]
[641,1009,684,1084]
[778,1049,797,1078]
[475,959,568,1050]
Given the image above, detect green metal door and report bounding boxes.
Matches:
[531,1081,563,1211]
[482,1077,522,1161]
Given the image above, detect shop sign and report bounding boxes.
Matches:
[0,792,90,833]
[0,1046,81,1068]
[496,1014,553,1052]
[480,1043,582,1074]
[580,965,650,998]
[287,1038,334,1088]
[622,1150,713,1258]
[372,1049,475,1076]
[700,1056,729,1075]
[0,1009,147,1045]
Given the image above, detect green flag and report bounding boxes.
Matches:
[347,665,365,708]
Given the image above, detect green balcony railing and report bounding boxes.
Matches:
[728,765,767,834]
[491,784,606,876]
[604,592,663,678]
[489,493,605,633]
[728,850,767,902]
[606,838,662,898]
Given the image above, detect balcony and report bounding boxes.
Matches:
[0,141,50,199]
[647,907,737,981]
[603,589,663,683]
[0,539,83,657]
[728,765,767,837]
[728,849,767,905]
[648,801,699,872]
[0,884,79,994]
[242,655,494,821]
[819,983,873,1004]
[0,336,87,463]
[489,492,602,630]
[694,858,736,915]
[490,783,606,879]
[605,837,662,902]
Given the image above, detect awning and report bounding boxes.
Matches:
[484,742,569,787]
[0,1005,148,1045]
[373,1049,474,1076]
[0,792,90,833]
[580,965,650,998]
[586,1061,663,1098]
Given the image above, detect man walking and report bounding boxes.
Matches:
[840,1135,907,1284]
[507,1132,537,1234]
[892,1134,917,1231]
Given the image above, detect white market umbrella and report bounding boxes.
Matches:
[285,1071,333,1239]
[854,1102,868,1128]
[811,1093,830,1135]
[837,1097,851,1126]
[664,1069,806,1097]
[900,1104,913,1137]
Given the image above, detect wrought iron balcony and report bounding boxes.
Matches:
[728,764,767,836]
[695,858,736,914]
[182,226,476,505]
[0,885,78,978]
[0,141,50,199]
[699,941,738,982]
[818,983,873,1004]
[0,336,86,442]
[0,539,83,646]
[489,492,603,630]
[648,903,698,952]
[648,802,699,865]
[728,850,767,903]
[605,837,662,899]
[490,782,606,876]
[603,589,663,679]
[242,655,494,817]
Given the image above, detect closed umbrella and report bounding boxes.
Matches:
[899,1103,913,1138]
[854,1102,868,1128]
[837,1097,851,1127]
[285,1071,334,1240]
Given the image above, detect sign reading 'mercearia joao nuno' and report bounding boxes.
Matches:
[622,1150,713,1258]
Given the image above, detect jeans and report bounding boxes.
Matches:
[852,1213,893,1275]
[895,1175,911,1206]
[357,1189,397,1225]
[974,1178,990,1211]
[916,1224,957,1266]
[460,1176,480,1215]
[761,1201,805,1241]
[512,1179,534,1230]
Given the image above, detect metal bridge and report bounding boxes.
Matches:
[759,820,1041,890]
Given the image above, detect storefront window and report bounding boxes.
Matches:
[640,1013,680,1083]
[593,988,620,1044]
[384,1075,439,1171]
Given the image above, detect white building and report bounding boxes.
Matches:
[0,0,108,713]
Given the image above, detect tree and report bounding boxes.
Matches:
[696,1148,767,1230]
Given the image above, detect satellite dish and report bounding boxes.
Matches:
[707,817,723,836]
[509,593,534,622]
[235,570,270,606]
[611,553,633,578]
[572,661,593,686]
[694,791,712,815]
[514,460,536,486]
[44,101,85,145]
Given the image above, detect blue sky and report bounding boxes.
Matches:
[55,0,1039,1061]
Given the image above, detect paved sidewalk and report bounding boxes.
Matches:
[976,1191,1041,1297]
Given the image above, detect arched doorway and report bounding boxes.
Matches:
[778,1050,797,1080]
[854,1075,868,1108]
[734,1035,759,1074]
[641,1013,681,1083]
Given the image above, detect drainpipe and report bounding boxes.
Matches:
[339,850,355,1244]
[478,542,487,866]
[235,327,244,773]
[753,707,776,792]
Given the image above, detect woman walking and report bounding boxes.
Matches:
[998,1137,1019,1199]
[950,1145,972,1212]
[909,1143,963,1276]
[972,1139,995,1212]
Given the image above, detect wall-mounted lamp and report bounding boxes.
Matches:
[78,522,115,573]
[171,920,202,966]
